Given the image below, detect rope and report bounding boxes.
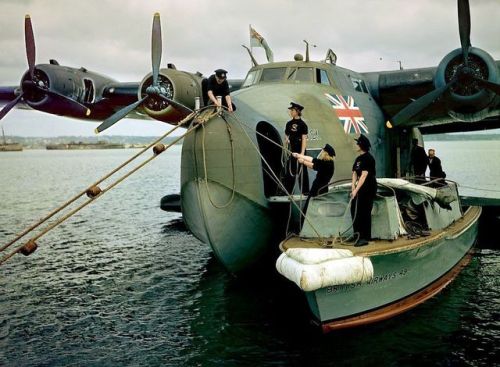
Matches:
[201,113,237,209]
[224,111,326,242]
[0,109,207,265]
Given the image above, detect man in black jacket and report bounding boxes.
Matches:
[428,148,446,185]
[206,69,233,112]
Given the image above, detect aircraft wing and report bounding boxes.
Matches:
[363,59,500,134]
[0,86,30,110]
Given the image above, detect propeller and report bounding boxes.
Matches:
[0,15,90,121]
[389,78,457,127]
[388,0,500,128]
[457,0,471,66]
[95,13,193,133]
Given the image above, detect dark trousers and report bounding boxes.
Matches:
[283,156,309,195]
[351,192,374,241]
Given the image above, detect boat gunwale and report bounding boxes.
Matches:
[279,206,482,257]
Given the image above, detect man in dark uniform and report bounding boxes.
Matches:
[206,69,233,112]
[350,134,377,247]
[283,102,309,194]
[410,138,428,183]
[428,148,446,185]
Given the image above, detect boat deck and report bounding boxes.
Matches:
[280,206,481,256]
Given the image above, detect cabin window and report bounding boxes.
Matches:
[83,79,94,103]
[351,77,369,93]
[261,67,287,82]
[242,70,259,87]
[317,69,331,85]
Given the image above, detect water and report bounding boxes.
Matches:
[0,142,499,367]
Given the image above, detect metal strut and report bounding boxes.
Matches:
[0,108,214,266]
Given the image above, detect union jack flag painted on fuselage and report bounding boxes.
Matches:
[325,93,369,134]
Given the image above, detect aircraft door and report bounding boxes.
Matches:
[256,121,283,197]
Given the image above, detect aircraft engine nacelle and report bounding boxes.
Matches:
[19,64,91,118]
[138,69,204,124]
[435,47,498,121]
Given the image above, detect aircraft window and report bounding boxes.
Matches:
[287,68,297,80]
[317,69,331,85]
[360,81,369,93]
[295,67,314,82]
[351,77,369,93]
[242,70,259,87]
[261,68,287,82]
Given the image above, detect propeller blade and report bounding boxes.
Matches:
[24,15,36,79]
[95,96,147,133]
[21,80,91,117]
[0,93,23,121]
[158,95,193,115]
[151,13,162,87]
[473,77,500,96]
[44,89,91,117]
[457,0,471,64]
[390,79,456,127]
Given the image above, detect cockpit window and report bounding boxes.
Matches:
[351,77,369,93]
[242,70,259,87]
[260,67,287,82]
[287,68,297,80]
[295,67,314,82]
[317,69,331,85]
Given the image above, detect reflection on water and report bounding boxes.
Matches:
[0,144,499,366]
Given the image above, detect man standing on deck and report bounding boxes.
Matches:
[428,148,446,185]
[410,138,428,183]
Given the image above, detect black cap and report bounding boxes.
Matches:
[355,134,371,150]
[288,102,304,112]
[215,69,227,79]
[324,143,336,157]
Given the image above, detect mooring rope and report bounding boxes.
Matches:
[224,111,326,243]
[0,108,211,265]
[201,113,237,209]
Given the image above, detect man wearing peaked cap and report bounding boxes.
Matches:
[215,69,227,79]
[283,101,309,194]
[349,134,377,247]
[207,68,233,112]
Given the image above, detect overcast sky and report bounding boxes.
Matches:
[0,0,499,137]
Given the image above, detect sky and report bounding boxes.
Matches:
[0,0,499,137]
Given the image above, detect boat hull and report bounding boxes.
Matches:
[305,206,480,331]
[180,113,275,273]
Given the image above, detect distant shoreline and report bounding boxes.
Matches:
[2,133,499,149]
[1,135,183,149]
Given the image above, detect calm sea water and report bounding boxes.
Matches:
[0,142,499,367]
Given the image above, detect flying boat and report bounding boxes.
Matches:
[1,0,499,330]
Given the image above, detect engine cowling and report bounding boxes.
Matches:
[435,47,498,121]
[138,68,204,124]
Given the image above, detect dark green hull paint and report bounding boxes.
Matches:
[181,113,274,273]
[179,78,391,273]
